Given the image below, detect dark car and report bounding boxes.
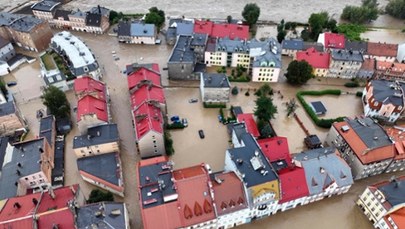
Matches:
[7,81,17,87]
[198,130,205,139]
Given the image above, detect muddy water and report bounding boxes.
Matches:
[362,28,405,44]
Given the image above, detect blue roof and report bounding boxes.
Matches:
[282,39,304,50]
[77,152,120,186]
[293,147,353,195]
[130,23,155,37]
[310,101,327,114]
[175,21,194,36]
[227,133,278,188]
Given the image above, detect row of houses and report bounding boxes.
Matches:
[31,1,110,34]
[283,32,405,79]
[138,110,355,228]
[0,184,129,228]
[70,76,124,197]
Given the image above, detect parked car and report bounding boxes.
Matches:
[170,115,180,123]
[218,115,223,123]
[198,129,205,139]
[182,118,188,127]
[7,81,17,87]
[189,98,198,103]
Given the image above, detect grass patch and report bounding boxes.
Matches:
[50,51,74,80]
[296,89,346,128]
[40,53,57,70]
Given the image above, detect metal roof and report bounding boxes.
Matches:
[370,80,405,106]
[168,35,195,63]
[31,1,60,12]
[0,101,15,116]
[293,147,353,195]
[281,39,304,50]
[376,176,405,207]
[85,12,101,27]
[347,117,392,149]
[331,49,364,62]
[73,124,119,149]
[345,40,368,53]
[39,116,54,148]
[227,133,278,188]
[130,23,155,37]
[77,152,120,186]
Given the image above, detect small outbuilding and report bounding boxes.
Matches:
[310,101,327,115]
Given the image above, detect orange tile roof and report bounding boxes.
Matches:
[361,58,376,71]
[367,42,398,57]
[384,126,405,160]
[141,201,182,229]
[334,121,395,164]
[376,61,405,74]
[211,171,247,216]
[139,156,168,167]
[385,207,405,229]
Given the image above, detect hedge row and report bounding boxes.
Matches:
[203,102,226,108]
[228,77,250,82]
[166,122,185,129]
[296,89,345,128]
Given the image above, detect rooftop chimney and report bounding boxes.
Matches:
[98,5,101,14]
[14,202,21,209]
[32,198,38,206]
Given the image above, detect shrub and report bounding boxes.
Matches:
[166,122,185,129]
[245,91,250,96]
[88,189,114,203]
[344,81,360,87]
[231,86,239,95]
[203,102,226,108]
[356,91,363,97]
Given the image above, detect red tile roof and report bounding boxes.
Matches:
[367,42,398,57]
[376,61,405,74]
[142,201,182,229]
[323,32,345,49]
[37,208,75,229]
[296,47,330,69]
[127,67,162,90]
[277,167,309,203]
[194,20,249,40]
[74,76,106,100]
[258,136,292,166]
[333,122,395,164]
[0,217,33,228]
[237,113,260,138]
[36,185,79,214]
[139,155,168,167]
[384,126,405,160]
[361,58,376,71]
[173,165,216,227]
[133,102,163,140]
[384,207,405,229]
[77,95,108,123]
[129,86,165,109]
[0,193,40,223]
[211,172,247,216]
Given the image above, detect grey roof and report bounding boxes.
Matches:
[43,72,67,86]
[53,10,71,20]
[76,202,127,229]
[345,40,368,53]
[31,1,60,12]
[166,27,177,41]
[202,73,230,88]
[0,12,45,33]
[293,147,353,195]
[310,101,327,114]
[230,122,247,143]
[190,33,208,47]
[281,39,304,50]
[0,139,45,199]
[70,10,86,18]
[0,101,15,116]
[331,49,364,62]
[0,137,9,172]
[39,116,54,147]
[89,6,110,17]
[215,37,249,53]
[370,80,405,106]
[0,36,10,49]
[168,35,195,63]
[85,12,102,27]
[303,42,324,52]
[347,117,392,149]
[130,23,155,37]
[117,21,131,36]
[232,106,243,116]
[139,160,177,209]
[377,178,405,207]
[175,21,194,36]
[52,140,64,186]
[73,124,119,149]
[227,133,278,188]
[77,152,120,186]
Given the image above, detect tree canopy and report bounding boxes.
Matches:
[145,7,165,28]
[307,12,337,40]
[41,86,70,119]
[254,95,277,121]
[341,0,379,23]
[337,23,367,41]
[88,189,114,203]
[385,0,405,19]
[242,3,260,26]
[285,60,314,85]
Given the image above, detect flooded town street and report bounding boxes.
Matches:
[0,0,405,227]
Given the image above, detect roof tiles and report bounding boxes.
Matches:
[296,47,330,69]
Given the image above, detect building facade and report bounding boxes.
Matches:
[117,21,156,44]
[328,49,363,78]
[281,39,304,57]
[168,35,199,80]
[200,73,230,104]
[0,101,27,137]
[296,47,330,77]
[364,42,398,63]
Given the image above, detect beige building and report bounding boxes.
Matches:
[73,124,119,158]
[31,1,61,21]
[0,101,27,137]
[328,49,363,78]
[200,73,230,104]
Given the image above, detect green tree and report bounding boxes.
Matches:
[41,86,70,119]
[285,60,314,85]
[308,11,329,40]
[242,3,261,26]
[385,0,405,19]
[145,7,165,28]
[164,131,174,156]
[341,0,379,23]
[257,83,273,97]
[231,86,239,95]
[254,96,277,121]
[227,15,233,23]
[337,23,367,41]
[286,98,299,117]
[88,189,114,203]
[277,30,286,43]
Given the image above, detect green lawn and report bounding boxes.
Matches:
[40,53,57,71]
